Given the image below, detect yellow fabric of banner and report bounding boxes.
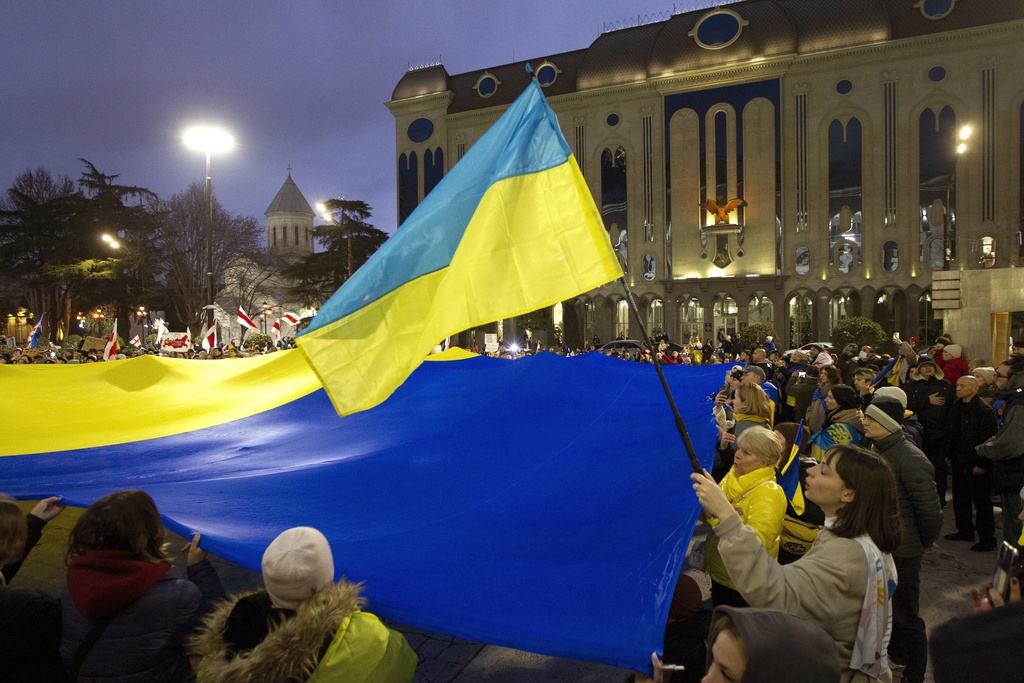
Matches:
[0,350,322,456]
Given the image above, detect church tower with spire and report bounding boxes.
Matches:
[265,169,314,261]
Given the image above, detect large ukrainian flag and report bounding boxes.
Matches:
[297,80,622,416]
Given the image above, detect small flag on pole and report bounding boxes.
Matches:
[237,306,259,331]
[129,335,142,348]
[102,320,119,361]
[28,314,44,349]
[271,320,282,346]
[281,311,301,326]
[778,419,806,515]
[201,321,217,352]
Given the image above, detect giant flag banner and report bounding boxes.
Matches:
[297,80,622,416]
[0,351,719,672]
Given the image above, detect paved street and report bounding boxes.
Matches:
[10,496,999,682]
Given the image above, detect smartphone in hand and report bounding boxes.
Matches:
[993,542,1023,601]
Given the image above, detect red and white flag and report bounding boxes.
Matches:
[280,311,300,325]
[237,306,259,331]
[271,320,282,345]
[201,321,217,352]
[129,335,142,348]
[102,319,119,360]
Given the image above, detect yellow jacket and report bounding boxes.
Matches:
[705,465,787,589]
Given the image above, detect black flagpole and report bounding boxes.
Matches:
[617,277,703,474]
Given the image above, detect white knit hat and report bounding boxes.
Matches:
[262,527,335,609]
[872,386,907,408]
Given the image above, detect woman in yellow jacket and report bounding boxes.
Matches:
[704,426,788,608]
[191,527,416,683]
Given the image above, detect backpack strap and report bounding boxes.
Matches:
[69,615,115,681]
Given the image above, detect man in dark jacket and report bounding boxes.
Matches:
[976,353,1024,549]
[905,357,953,505]
[944,376,999,551]
[864,398,944,683]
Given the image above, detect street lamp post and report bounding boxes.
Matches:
[942,125,971,271]
[183,126,234,327]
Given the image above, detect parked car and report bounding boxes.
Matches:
[596,340,649,356]
[782,342,835,359]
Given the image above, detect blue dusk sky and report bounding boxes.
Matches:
[0,1,730,233]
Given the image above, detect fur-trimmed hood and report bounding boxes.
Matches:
[191,581,364,683]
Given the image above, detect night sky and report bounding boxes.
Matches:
[1,1,728,234]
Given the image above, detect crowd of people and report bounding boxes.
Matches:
[0,338,299,364]
[659,333,1024,683]
[2,333,1023,682]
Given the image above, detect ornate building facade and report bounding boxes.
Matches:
[388,0,1024,350]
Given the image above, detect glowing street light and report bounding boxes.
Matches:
[183,125,234,326]
[101,233,121,249]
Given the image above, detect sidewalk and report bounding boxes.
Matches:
[10,498,999,682]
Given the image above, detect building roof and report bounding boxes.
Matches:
[390,0,1024,110]
[265,173,314,217]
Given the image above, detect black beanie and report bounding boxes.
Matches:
[829,384,860,411]
[936,335,952,346]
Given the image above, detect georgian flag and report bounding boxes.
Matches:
[237,306,259,331]
[129,335,142,348]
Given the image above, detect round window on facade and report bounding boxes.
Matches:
[606,113,620,127]
[928,66,947,82]
[536,61,560,87]
[915,0,956,20]
[836,79,853,95]
[689,8,749,50]
[407,118,434,143]
[474,71,501,98]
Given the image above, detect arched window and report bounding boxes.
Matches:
[678,298,704,342]
[648,298,664,337]
[601,147,628,273]
[615,299,629,339]
[980,235,996,268]
[828,118,863,263]
[398,151,418,225]
[788,292,814,347]
[713,295,738,342]
[883,241,899,272]
[829,292,851,331]
[874,292,897,334]
[294,225,299,245]
[424,147,444,197]
[795,245,810,275]
[272,226,277,247]
[582,299,596,344]
[918,106,959,263]
[747,294,774,326]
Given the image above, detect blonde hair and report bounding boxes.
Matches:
[734,383,773,420]
[0,496,28,567]
[736,427,784,468]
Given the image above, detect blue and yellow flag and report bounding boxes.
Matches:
[297,80,622,416]
[778,419,806,515]
[870,355,902,388]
